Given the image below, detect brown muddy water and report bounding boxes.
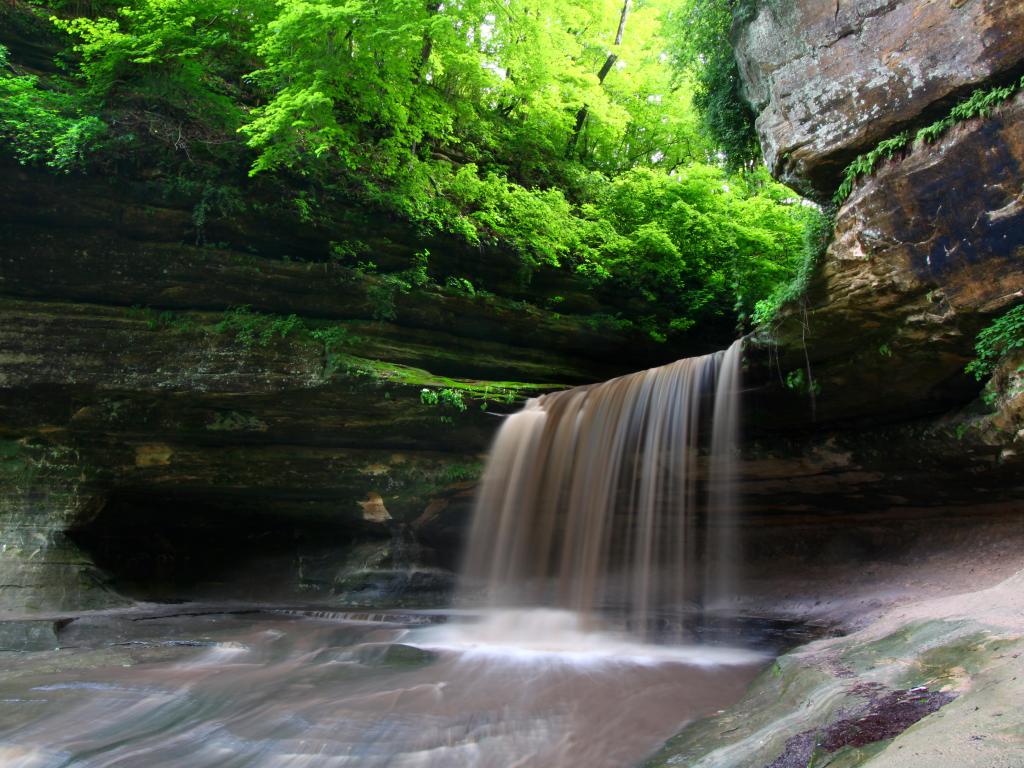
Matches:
[0,607,806,768]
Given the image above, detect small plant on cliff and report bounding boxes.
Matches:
[834,132,911,204]
[367,250,433,322]
[420,387,468,414]
[784,368,821,397]
[215,306,303,349]
[835,75,1024,204]
[917,76,1024,145]
[445,277,476,296]
[126,305,196,333]
[966,303,1024,381]
[311,324,360,376]
[310,325,357,353]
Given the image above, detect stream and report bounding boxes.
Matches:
[0,606,814,768]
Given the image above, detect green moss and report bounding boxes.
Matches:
[898,632,1007,690]
[838,621,976,677]
[327,353,553,401]
[812,740,891,768]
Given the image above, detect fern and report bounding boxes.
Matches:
[833,132,910,205]
[835,74,1024,204]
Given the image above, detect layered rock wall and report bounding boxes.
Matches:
[0,164,684,612]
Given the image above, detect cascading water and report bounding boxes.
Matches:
[461,339,743,637]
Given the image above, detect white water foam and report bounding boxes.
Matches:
[407,609,765,667]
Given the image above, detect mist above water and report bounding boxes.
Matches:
[409,607,764,666]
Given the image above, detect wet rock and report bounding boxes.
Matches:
[0,618,70,652]
[766,684,956,767]
[646,571,1024,767]
[0,155,692,612]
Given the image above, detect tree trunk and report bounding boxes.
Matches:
[567,0,632,158]
[417,2,443,82]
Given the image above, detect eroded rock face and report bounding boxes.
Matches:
[747,91,1024,430]
[735,0,1024,195]
[1,162,689,612]
[732,9,1024,583]
[0,299,500,611]
[826,91,1024,320]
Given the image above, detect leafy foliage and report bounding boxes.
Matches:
[364,249,432,321]
[833,132,911,205]
[966,304,1024,381]
[663,0,760,169]
[0,44,105,169]
[420,387,468,412]
[752,205,833,326]
[51,0,270,160]
[578,166,823,327]
[215,305,303,348]
[2,0,825,342]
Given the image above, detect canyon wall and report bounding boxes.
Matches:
[737,0,1024,476]
[2,0,1023,614]
[0,163,683,612]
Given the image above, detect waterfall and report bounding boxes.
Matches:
[461,339,743,636]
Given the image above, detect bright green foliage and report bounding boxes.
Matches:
[835,75,1024,204]
[579,166,821,324]
[437,166,580,268]
[310,324,358,352]
[966,304,1024,381]
[421,387,468,412]
[215,305,303,348]
[3,0,825,342]
[52,0,273,161]
[663,0,760,169]
[752,204,833,326]
[242,0,593,178]
[0,44,105,169]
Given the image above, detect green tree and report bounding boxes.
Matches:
[663,0,760,168]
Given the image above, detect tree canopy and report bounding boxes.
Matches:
[0,0,821,339]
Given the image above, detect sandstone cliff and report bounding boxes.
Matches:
[0,162,686,612]
[735,0,1024,522]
